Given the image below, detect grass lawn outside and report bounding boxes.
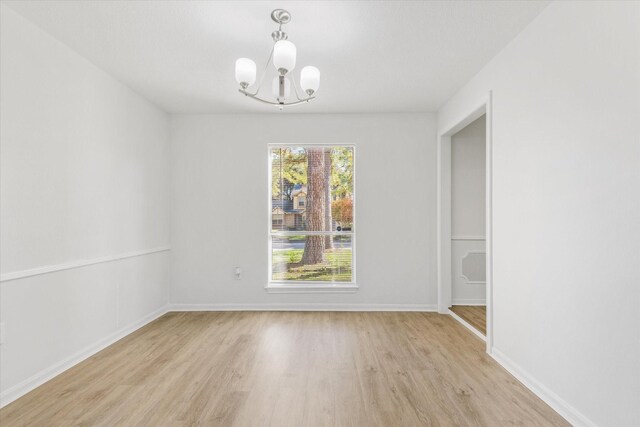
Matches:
[272,248,352,282]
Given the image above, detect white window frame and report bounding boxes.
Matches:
[266,143,357,293]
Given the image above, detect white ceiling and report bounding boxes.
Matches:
[5,1,549,114]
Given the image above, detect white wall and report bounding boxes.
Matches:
[451,116,486,238]
[438,2,640,425]
[0,5,170,405]
[451,116,486,304]
[170,114,436,308]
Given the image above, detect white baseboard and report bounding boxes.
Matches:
[451,299,486,306]
[169,303,438,312]
[448,309,486,341]
[0,305,169,408]
[490,348,595,427]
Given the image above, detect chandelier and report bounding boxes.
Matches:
[234,9,320,110]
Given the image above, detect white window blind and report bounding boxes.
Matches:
[269,145,355,284]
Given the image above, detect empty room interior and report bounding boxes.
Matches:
[0,1,638,426]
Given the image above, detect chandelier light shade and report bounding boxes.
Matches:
[234,9,320,109]
[273,40,297,73]
[235,58,256,88]
[300,66,320,95]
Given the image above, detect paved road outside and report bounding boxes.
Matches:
[272,237,352,251]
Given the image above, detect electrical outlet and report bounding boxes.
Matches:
[0,323,5,345]
[234,267,242,280]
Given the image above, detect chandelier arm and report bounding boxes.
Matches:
[244,45,276,96]
[278,97,316,107]
[239,89,315,107]
[238,89,280,105]
[255,45,275,93]
[290,72,305,101]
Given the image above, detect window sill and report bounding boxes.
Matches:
[265,283,359,294]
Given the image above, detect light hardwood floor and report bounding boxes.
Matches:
[0,311,567,426]
[450,305,487,336]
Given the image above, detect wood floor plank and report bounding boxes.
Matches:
[451,305,487,335]
[0,311,567,426]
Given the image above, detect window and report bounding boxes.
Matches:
[269,145,355,289]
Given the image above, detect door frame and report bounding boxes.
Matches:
[437,91,493,353]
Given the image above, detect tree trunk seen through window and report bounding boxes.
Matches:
[301,148,326,265]
[324,148,333,249]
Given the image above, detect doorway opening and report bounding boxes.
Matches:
[450,115,487,337]
[437,94,493,351]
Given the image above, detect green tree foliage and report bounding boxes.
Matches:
[272,146,353,201]
[330,147,353,199]
[271,147,307,200]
